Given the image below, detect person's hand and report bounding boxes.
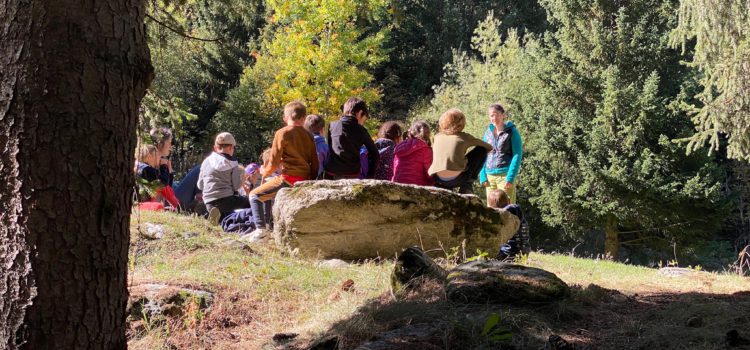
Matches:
[504,181,513,190]
[481,181,489,187]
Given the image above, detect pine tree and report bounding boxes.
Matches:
[671,0,750,160]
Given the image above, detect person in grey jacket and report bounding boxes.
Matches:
[197,132,249,223]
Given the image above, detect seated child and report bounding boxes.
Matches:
[135,144,179,210]
[304,114,329,179]
[373,121,403,180]
[324,97,379,179]
[428,108,492,194]
[240,163,261,197]
[248,101,319,238]
[487,189,530,260]
[392,121,433,186]
[197,132,249,224]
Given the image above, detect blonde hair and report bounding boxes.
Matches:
[137,144,158,163]
[438,108,466,135]
[487,189,510,209]
[261,148,272,163]
[284,100,307,121]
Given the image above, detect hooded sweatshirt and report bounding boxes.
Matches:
[197,152,243,203]
[479,121,523,184]
[374,138,397,181]
[392,138,434,186]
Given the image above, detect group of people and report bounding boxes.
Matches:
[135,96,529,259]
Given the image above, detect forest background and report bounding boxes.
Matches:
[143,0,750,270]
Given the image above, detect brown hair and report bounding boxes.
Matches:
[377,121,403,141]
[261,148,272,164]
[488,103,505,114]
[284,100,307,121]
[487,189,510,209]
[407,120,432,146]
[304,114,325,134]
[438,108,466,135]
[149,127,173,149]
[342,97,368,117]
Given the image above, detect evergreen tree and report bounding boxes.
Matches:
[421,2,728,258]
[671,0,750,160]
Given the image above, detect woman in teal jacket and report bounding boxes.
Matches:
[479,104,523,204]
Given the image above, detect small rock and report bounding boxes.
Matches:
[340,279,355,292]
[612,294,629,303]
[128,284,213,322]
[658,267,697,277]
[446,260,569,304]
[142,223,166,240]
[182,231,199,239]
[686,316,703,328]
[319,259,350,268]
[391,247,447,295]
[273,333,299,343]
[545,334,575,350]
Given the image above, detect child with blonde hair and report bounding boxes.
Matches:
[428,108,492,193]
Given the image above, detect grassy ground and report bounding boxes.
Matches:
[127,211,750,349]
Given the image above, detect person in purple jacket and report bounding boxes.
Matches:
[304,114,329,179]
[373,121,403,180]
[392,121,434,186]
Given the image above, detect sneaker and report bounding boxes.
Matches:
[207,207,221,225]
[240,228,270,243]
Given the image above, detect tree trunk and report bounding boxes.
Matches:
[604,215,619,259]
[0,1,152,349]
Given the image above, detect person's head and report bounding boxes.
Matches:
[407,120,432,146]
[377,121,403,143]
[488,103,506,127]
[149,127,173,157]
[343,97,369,124]
[487,189,510,209]
[214,132,236,156]
[261,148,272,165]
[137,144,160,167]
[439,108,466,135]
[284,100,307,126]
[245,162,260,182]
[304,114,325,135]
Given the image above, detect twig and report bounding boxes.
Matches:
[145,13,222,42]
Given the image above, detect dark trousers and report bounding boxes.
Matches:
[205,194,250,220]
[323,171,359,180]
[433,147,488,194]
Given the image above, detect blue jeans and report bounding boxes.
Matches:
[249,176,290,229]
[174,165,201,210]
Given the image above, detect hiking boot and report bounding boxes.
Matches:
[207,207,221,225]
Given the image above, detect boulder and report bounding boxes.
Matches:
[273,180,520,260]
[127,283,213,322]
[446,260,569,304]
[391,247,447,295]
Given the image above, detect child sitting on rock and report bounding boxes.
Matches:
[487,188,530,260]
[373,121,403,181]
[304,114,328,179]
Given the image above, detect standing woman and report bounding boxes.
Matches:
[479,104,523,204]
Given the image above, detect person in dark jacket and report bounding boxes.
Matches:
[373,121,403,181]
[324,97,379,179]
[392,121,433,186]
[487,189,530,260]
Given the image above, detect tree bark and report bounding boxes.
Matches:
[0,1,152,349]
[604,215,619,259]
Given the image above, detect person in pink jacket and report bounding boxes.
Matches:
[392,121,434,186]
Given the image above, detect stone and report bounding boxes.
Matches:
[658,267,702,277]
[354,323,446,350]
[390,247,447,295]
[446,260,569,304]
[182,231,199,239]
[318,259,350,268]
[127,283,213,322]
[273,333,299,343]
[219,237,255,253]
[686,316,703,328]
[273,180,520,259]
[142,223,166,240]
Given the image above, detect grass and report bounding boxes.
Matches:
[128,211,750,349]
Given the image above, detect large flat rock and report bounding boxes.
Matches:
[272,180,519,259]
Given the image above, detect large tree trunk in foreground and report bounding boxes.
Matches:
[604,215,619,259]
[0,1,152,348]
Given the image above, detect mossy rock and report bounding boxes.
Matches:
[273,180,520,259]
[391,247,447,295]
[446,261,569,304]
